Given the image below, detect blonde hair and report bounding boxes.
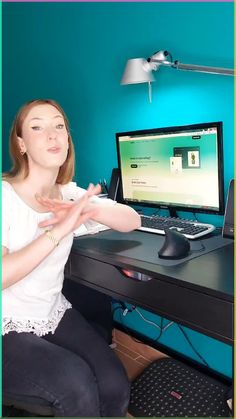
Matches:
[3,99,75,184]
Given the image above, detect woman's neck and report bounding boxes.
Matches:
[13,167,60,198]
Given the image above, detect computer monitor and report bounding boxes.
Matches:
[116,122,224,216]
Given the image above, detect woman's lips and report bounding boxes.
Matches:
[47,147,61,154]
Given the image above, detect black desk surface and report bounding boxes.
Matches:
[67,230,234,344]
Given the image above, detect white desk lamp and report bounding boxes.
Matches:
[121,50,234,102]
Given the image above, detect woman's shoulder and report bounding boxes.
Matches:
[2,180,18,211]
[2,179,14,193]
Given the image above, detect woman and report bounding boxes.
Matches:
[2,99,141,417]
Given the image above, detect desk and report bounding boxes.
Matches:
[65,230,233,345]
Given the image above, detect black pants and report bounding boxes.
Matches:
[62,278,113,344]
[2,309,130,417]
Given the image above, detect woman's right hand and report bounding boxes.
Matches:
[36,183,101,239]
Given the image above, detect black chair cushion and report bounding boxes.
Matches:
[129,358,231,417]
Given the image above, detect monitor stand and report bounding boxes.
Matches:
[169,208,178,218]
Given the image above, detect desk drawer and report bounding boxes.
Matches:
[69,253,233,344]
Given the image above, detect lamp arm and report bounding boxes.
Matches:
[151,58,234,76]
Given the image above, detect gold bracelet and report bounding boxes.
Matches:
[45,229,60,247]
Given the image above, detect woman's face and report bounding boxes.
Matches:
[19,104,69,171]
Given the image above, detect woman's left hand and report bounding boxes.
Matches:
[36,183,101,228]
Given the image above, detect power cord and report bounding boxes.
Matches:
[112,302,133,316]
[134,307,162,330]
[154,317,164,341]
[113,301,210,368]
[177,324,209,367]
[113,302,174,341]
[134,307,174,341]
[112,303,143,343]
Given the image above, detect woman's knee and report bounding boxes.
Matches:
[99,357,130,416]
[110,364,130,400]
[50,358,100,417]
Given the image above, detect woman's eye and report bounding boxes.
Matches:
[56,124,65,129]
[31,126,42,131]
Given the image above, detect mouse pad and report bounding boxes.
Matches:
[75,230,232,267]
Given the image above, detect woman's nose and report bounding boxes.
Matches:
[47,128,57,140]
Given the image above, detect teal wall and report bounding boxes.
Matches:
[3,2,233,378]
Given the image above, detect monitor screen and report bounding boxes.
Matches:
[116,122,224,215]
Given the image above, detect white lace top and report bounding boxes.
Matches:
[2,181,115,337]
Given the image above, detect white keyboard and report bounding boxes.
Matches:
[75,224,110,237]
[139,215,215,240]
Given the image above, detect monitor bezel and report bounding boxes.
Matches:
[116,121,224,215]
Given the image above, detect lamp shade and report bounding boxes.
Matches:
[121,58,155,85]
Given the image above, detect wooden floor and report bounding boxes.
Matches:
[112,328,168,381]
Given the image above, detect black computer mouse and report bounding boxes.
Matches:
[158,228,190,259]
